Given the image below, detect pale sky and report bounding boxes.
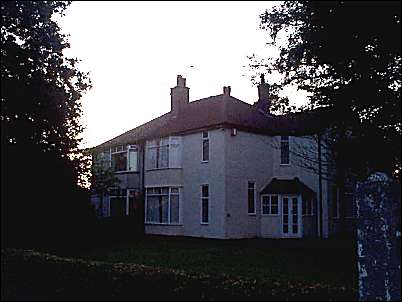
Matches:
[56,1,305,149]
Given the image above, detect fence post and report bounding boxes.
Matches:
[356,172,401,301]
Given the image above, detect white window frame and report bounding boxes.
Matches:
[146,137,182,170]
[261,194,280,216]
[280,136,290,166]
[201,131,209,163]
[247,181,256,215]
[147,138,170,170]
[110,144,138,173]
[109,188,128,217]
[302,197,314,216]
[145,186,181,225]
[200,184,209,224]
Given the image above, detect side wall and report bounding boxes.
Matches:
[271,135,328,238]
[224,130,328,238]
[224,129,274,238]
[145,128,226,238]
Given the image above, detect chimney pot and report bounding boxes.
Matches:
[177,75,186,87]
[223,86,231,96]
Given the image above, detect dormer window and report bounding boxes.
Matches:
[280,136,290,165]
[111,145,138,172]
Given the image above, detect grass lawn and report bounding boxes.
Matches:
[71,235,358,286]
[2,236,358,300]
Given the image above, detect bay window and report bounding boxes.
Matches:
[146,137,182,170]
[109,188,139,217]
[146,187,180,224]
[110,145,138,172]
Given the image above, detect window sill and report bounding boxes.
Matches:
[114,170,139,174]
[146,167,182,171]
[145,223,183,226]
[279,164,290,166]
[261,214,280,217]
[200,222,209,225]
[201,161,209,164]
[247,213,256,216]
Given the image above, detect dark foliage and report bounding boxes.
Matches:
[1,1,94,249]
[251,1,401,180]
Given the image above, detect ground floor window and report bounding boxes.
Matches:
[201,184,209,224]
[302,197,314,216]
[146,187,180,224]
[109,188,139,217]
[261,195,279,215]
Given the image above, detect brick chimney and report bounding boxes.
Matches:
[256,74,271,113]
[171,75,189,114]
[223,86,231,96]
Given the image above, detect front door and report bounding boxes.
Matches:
[281,195,302,238]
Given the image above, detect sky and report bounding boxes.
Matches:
[56,1,305,149]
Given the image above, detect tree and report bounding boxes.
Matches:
[250,1,401,181]
[1,1,92,248]
[89,151,120,217]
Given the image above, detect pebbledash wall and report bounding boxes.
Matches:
[144,127,329,239]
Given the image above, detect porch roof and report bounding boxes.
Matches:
[260,177,316,199]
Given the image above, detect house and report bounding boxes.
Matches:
[90,75,355,239]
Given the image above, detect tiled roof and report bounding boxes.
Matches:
[260,177,316,198]
[94,93,332,150]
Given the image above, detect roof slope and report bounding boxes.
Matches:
[94,93,332,150]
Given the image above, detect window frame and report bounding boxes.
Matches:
[147,138,170,170]
[145,186,181,225]
[146,137,183,170]
[280,136,290,166]
[247,181,256,215]
[108,188,138,217]
[261,194,280,216]
[201,131,210,163]
[200,184,209,224]
[110,144,139,173]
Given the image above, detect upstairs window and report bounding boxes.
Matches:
[147,137,182,170]
[280,136,290,165]
[247,181,256,214]
[202,131,209,162]
[111,145,138,172]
